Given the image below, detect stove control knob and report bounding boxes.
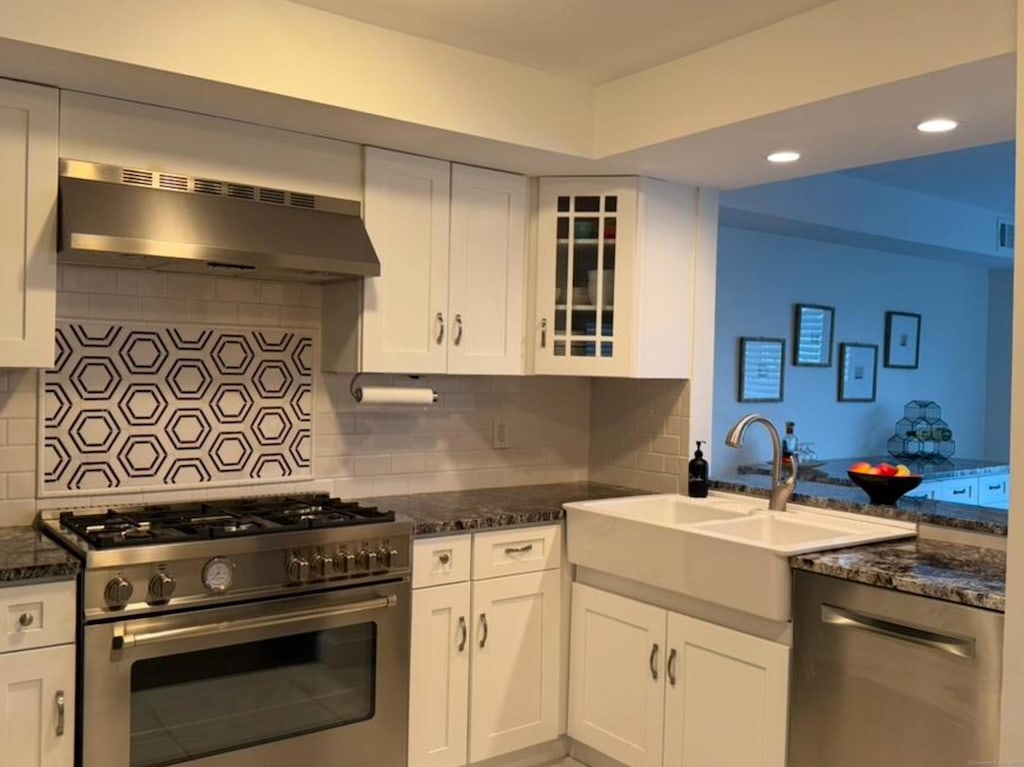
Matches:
[377,547,393,568]
[356,549,376,571]
[148,572,176,603]
[334,551,355,574]
[286,555,310,584]
[311,553,331,580]
[104,576,134,610]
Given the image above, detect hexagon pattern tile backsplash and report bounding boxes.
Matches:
[42,322,314,495]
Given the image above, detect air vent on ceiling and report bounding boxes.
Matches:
[226,184,256,200]
[194,179,224,195]
[259,188,287,205]
[122,168,154,187]
[998,218,1015,252]
[290,192,316,209]
[158,174,189,191]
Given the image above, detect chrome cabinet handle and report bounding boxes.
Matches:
[988,483,1003,491]
[55,690,65,736]
[457,616,467,653]
[438,552,451,565]
[504,544,533,555]
[436,312,445,344]
[18,613,33,628]
[540,318,548,348]
[479,613,488,649]
[953,488,967,495]
[821,604,975,659]
[454,314,463,345]
[649,643,659,680]
[667,648,677,687]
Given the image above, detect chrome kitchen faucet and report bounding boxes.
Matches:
[725,414,798,511]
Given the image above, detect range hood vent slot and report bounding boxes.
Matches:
[59,159,381,283]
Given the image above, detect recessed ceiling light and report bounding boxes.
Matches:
[767,151,801,163]
[917,118,959,133]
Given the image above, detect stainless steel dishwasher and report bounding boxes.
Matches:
[789,570,1003,766]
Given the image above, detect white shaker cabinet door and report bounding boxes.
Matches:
[663,612,789,767]
[0,643,74,767]
[0,78,57,368]
[362,147,450,373]
[447,164,527,375]
[568,583,667,767]
[409,582,471,767]
[469,570,561,762]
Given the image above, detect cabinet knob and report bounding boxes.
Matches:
[18,613,33,628]
[438,552,451,565]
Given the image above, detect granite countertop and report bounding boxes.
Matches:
[712,474,1009,535]
[362,481,645,536]
[739,456,1009,486]
[792,538,1006,612]
[0,527,80,584]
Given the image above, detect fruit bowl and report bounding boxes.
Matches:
[847,471,923,505]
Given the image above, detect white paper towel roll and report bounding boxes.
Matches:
[354,386,437,405]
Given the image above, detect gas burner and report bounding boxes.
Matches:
[56,494,395,549]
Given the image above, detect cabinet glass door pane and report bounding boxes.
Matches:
[552,194,617,359]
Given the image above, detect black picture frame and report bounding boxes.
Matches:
[738,337,785,402]
[793,303,835,367]
[884,311,921,369]
[838,343,878,402]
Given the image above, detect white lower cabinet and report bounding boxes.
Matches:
[409,528,563,767]
[0,582,76,767]
[569,584,789,767]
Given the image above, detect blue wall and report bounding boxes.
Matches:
[713,226,994,474]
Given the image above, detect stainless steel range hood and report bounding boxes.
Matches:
[58,160,381,283]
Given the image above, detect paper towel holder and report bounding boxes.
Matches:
[349,373,439,404]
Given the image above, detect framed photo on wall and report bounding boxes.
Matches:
[884,311,921,369]
[738,337,785,402]
[838,343,878,402]
[793,304,835,367]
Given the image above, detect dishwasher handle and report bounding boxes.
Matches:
[821,604,975,659]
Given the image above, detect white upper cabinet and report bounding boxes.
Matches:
[534,177,698,378]
[0,78,58,368]
[361,147,452,374]
[448,164,527,375]
[323,148,527,375]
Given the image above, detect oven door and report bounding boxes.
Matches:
[82,579,409,767]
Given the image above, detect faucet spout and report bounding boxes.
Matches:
[724,414,797,511]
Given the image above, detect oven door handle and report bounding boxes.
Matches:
[112,594,397,650]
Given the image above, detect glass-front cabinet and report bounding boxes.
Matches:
[536,178,637,376]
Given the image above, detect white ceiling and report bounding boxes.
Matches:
[843,141,1015,214]
[286,0,837,83]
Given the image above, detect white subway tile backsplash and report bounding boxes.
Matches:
[354,454,392,476]
[215,278,262,304]
[6,419,35,446]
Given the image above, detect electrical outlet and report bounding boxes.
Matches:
[492,417,510,449]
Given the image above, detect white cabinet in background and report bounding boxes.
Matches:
[569,584,788,767]
[0,581,76,767]
[324,148,527,375]
[409,527,563,767]
[939,477,979,505]
[0,78,58,368]
[978,473,1010,509]
[534,177,697,378]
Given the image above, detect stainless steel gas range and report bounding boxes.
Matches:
[40,494,412,767]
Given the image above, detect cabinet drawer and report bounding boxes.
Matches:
[0,580,75,653]
[904,480,940,502]
[471,525,561,580]
[978,474,1010,508]
[939,478,979,506]
[413,534,472,590]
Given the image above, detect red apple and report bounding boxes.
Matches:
[877,463,898,477]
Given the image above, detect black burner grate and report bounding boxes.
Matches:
[58,495,394,549]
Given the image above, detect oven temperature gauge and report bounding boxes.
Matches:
[202,557,235,593]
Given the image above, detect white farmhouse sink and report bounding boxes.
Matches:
[565,492,915,622]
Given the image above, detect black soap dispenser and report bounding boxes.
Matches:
[688,441,709,498]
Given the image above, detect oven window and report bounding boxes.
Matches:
[129,623,376,767]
